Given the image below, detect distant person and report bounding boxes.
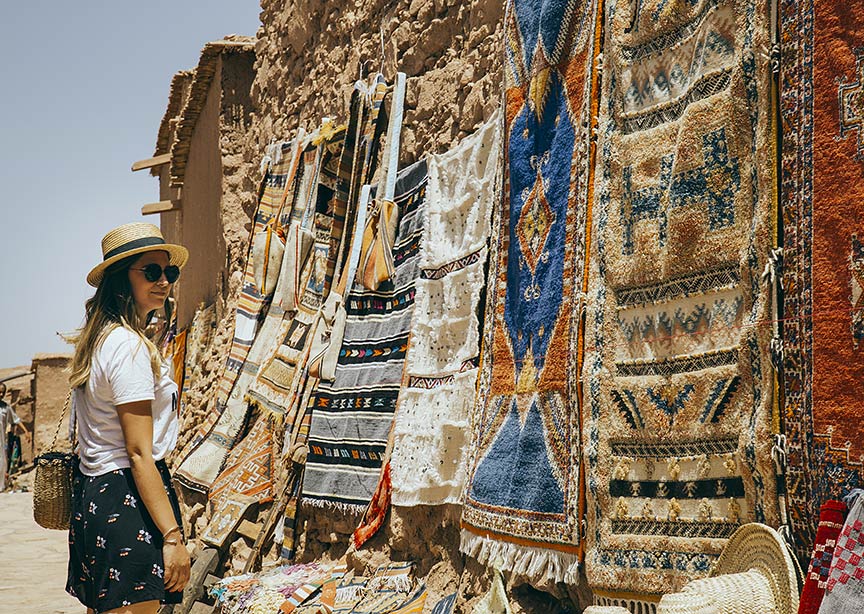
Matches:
[66,223,190,614]
[0,382,22,491]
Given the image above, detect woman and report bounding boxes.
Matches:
[66,222,191,614]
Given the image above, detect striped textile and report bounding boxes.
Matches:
[174,141,298,490]
[431,592,457,614]
[248,78,388,420]
[326,76,389,294]
[277,391,316,562]
[301,159,427,513]
[349,562,418,614]
[389,586,428,614]
[331,575,369,613]
[279,579,325,613]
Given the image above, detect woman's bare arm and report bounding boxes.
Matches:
[116,400,189,592]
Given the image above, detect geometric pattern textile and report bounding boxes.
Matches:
[459,0,601,587]
[207,415,275,513]
[819,495,864,614]
[781,0,864,560]
[301,159,427,513]
[799,500,846,614]
[174,142,298,490]
[584,0,779,596]
[390,110,501,507]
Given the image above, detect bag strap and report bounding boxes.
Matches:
[380,72,407,203]
[47,389,76,453]
[335,184,373,296]
[273,130,307,231]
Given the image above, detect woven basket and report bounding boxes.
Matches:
[32,390,76,531]
[33,451,76,530]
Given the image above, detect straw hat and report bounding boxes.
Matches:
[87,223,189,287]
[708,523,799,614]
[583,608,633,614]
[656,524,799,614]
[657,591,720,614]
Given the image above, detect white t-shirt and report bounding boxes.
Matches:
[75,326,179,476]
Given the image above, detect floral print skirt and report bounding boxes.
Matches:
[66,459,184,613]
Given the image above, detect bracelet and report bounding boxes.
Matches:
[163,537,182,546]
[163,525,182,540]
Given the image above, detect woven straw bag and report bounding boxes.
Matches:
[33,390,77,531]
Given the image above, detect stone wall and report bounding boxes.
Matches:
[31,354,73,457]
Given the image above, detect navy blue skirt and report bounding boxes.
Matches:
[66,459,184,613]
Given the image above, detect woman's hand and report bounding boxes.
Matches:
[162,540,191,593]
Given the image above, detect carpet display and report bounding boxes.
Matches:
[208,415,275,512]
[390,110,501,508]
[301,159,427,513]
[175,142,299,490]
[584,0,778,597]
[780,0,864,560]
[459,0,600,587]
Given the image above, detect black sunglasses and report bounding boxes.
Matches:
[131,263,181,283]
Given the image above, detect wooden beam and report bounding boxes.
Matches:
[131,153,171,172]
[141,200,181,215]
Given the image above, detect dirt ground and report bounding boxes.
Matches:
[0,491,81,614]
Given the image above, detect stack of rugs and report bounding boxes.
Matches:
[210,560,454,614]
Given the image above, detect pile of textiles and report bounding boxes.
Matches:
[212,560,429,614]
[210,562,332,614]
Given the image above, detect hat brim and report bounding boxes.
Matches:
[87,243,189,287]
[711,523,799,614]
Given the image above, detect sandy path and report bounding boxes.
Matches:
[0,491,82,614]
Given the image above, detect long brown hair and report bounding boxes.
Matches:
[70,254,172,389]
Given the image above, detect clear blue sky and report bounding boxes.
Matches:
[0,1,260,368]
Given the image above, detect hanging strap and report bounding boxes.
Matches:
[274,129,307,228]
[337,184,372,296]
[44,388,76,453]
[381,72,407,202]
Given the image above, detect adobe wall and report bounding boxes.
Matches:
[31,354,73,457]
[171,62,224,330]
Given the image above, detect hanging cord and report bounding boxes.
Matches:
[762,247,784,370]
[772,434,794,546]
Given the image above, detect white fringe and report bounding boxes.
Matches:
[300,497,365,517]
[459,530,580,586]
[366,573,414,594]
[335,583,365,604]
